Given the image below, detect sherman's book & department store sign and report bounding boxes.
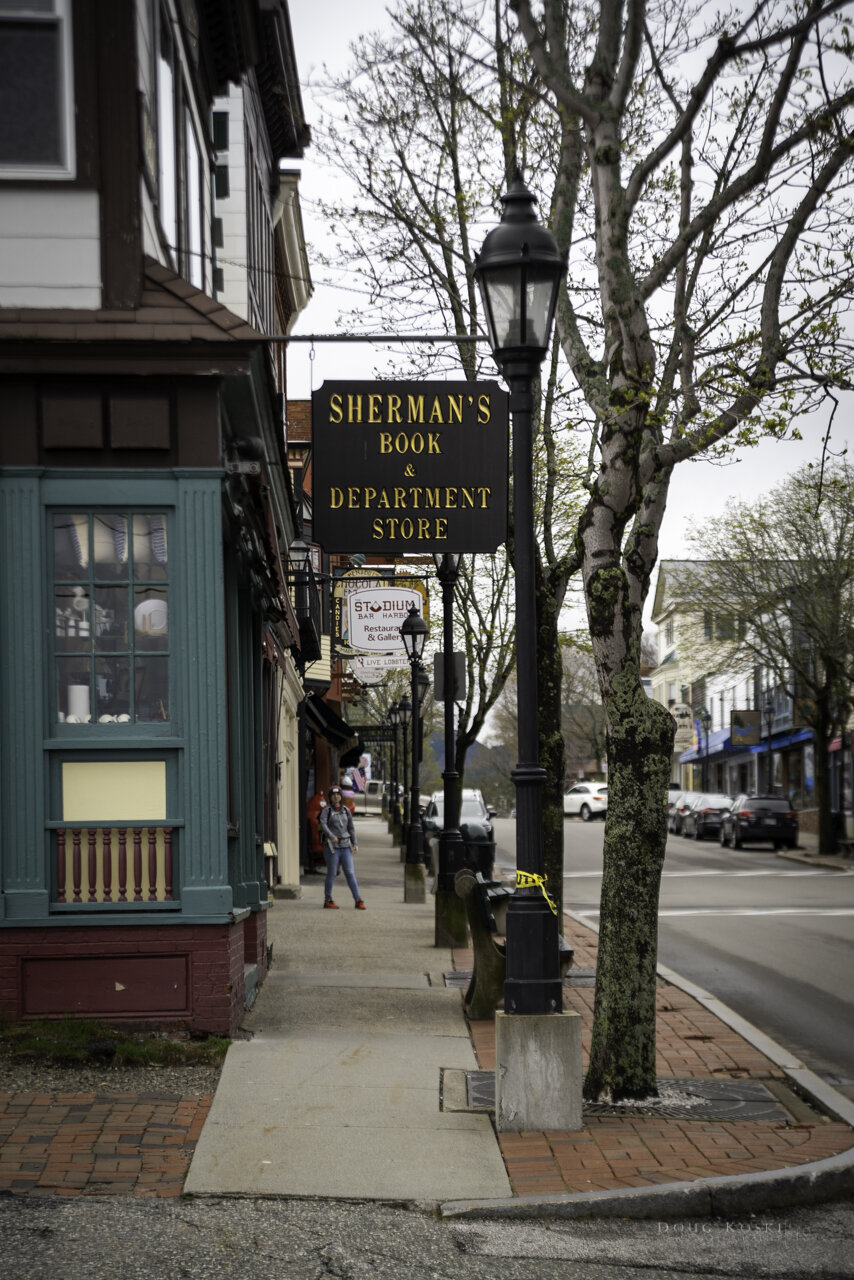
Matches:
[312,380,509,554]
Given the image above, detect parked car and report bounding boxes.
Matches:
[719,794,799,850]
[681,793,734,841]
[667,791,699,834]
[563,782,608,821]
[421,789,496,839]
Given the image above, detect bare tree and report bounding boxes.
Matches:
[313,0,587,907]
[511,0,854,1098]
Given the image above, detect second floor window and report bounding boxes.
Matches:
[53,512,170,724]
[0,0,74,178]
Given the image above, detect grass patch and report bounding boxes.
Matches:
[0,1018,230,1068]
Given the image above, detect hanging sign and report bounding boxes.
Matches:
[730,709,760,747]
[312,380,509,554]
[333,570,429,655]
[348,653,409,683]
[670,703,695,750]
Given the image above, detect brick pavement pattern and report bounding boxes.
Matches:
[455,915,854,1196]
[0,1091,212,1197]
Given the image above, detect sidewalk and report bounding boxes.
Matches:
[2,816,853,1214]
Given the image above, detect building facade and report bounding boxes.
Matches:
[0,0,314,1033]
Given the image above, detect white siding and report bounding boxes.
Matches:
[215,84,249,319]
[0,190,101,307]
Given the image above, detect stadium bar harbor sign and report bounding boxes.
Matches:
[312,380,509,554]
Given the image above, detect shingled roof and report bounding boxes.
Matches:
[0,257,265,347]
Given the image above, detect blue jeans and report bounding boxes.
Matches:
[324,842,360,902]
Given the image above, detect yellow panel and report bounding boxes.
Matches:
[62,760,166,822]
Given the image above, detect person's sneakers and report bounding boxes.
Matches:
[323,898,339,909]
[354,899,367,910]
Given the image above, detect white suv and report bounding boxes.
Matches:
[563,782,608,821]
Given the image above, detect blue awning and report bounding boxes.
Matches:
[679,725,813,763]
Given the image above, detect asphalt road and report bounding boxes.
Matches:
[491,816,854,1101]
[1,1195,852,1279]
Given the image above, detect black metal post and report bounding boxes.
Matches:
[400,699,411,853]
[406,663,425,867]
[437,562,465,889]
[503,371,561,1015]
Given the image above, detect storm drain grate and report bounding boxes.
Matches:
[461,1073,794,1121]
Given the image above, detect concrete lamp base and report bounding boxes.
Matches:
[404,862,426,904]
[495,1010,583,1132]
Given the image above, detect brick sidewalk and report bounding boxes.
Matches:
[0,1091,212,1197]
[454,916,854,1197]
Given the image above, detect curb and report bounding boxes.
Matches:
[439,909,854,1220]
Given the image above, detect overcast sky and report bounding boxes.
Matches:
[287,0,853,575]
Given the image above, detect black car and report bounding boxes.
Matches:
[681,793,734,841]
[719,795,799,850]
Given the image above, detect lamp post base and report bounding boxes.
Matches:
[495,1010,583,1132]
[434,888,468,947]
[404,861,426,903]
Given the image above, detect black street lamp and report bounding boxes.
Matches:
[763,696,775,792]
[398,697,412,850]
[432,552,468,945]
[474,174,566,1016]
[699,708,712,792]
[386,703,399,831]
[400,605,429,896]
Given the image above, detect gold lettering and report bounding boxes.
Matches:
[387,517,399,537]
[400,518,414,539]
[347,395,363,423]
[329,394,343,424]
[407,395,425,423]
[428,397,444,424]
[417,517,430,539]
[394,433,408,453]
[461,487,475,508]
[435,517,448,539]
[377,490,391,509]
[478,487,490,507]
[348,487,360,508]
[379,432,392,453]
[410,433,424,454]
[394,487,406,508]
[448,395,463,423]
[477,394,491,424]
[388,394,402,424]
[424,488,440,509]
[371,518,383,540]
[364,487,377,507]
[367,394,382,423]
[408,487,422,508]
[427,432,441,453]
[330,487,344,508]
[444,487,458,509]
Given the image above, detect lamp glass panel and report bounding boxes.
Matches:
[525,268,560,347]
[478,266,522,349]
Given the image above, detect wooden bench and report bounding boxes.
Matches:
[454,868,574,1019]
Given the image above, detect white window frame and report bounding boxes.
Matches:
[0,0,75,180]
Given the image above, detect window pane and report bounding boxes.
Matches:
[135,657,169,722]
[94,585,130,652]
[157,27,177,250]
[132,514,168,574]
[0,23,61,165]
[186,110,203,288]
[92,514,129,579]
[95,656,131,720]
[57,656,92,721]
[54,586,91,650]
[54,512,88,578]
[134,586,168,649]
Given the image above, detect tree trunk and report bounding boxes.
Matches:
[584,687,674,1101]
[536,558,566,917]
[813,715,837,856]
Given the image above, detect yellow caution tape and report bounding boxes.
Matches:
[515,870,558,916]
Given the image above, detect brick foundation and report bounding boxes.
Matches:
[0,919,254,1036]
[243,907,269,981]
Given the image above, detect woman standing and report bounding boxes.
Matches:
[319,786,366,909]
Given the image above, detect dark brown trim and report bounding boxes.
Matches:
[96,2,142,309]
